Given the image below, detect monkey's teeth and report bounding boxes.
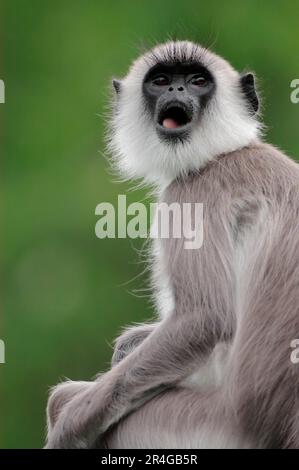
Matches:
[162,118,180,129]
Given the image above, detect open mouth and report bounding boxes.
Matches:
[158,103,192,131]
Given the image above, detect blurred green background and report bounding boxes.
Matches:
[2,0,299,448]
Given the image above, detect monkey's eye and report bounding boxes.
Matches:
[190,75,208,87]
[152,75,170,86]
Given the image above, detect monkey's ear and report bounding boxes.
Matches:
[240,72,259,114]
[112,79,122,94]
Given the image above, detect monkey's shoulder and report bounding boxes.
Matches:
[165,142,299,205]
[223,142,299,203]
[225,142,299,178]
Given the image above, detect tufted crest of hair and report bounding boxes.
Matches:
[107,40,262,188]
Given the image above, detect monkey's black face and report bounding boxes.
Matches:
[143,61,215,142]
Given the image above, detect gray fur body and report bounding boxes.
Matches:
[45,42,299,449]
[106,142,299,449]
[46,142,299,449]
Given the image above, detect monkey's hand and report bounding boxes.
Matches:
[46,380,92,437]
[45,377,101,449]
[45,323,158,448]
[45,313,214,449]
[45,323,157,436]
[111,323,157,366]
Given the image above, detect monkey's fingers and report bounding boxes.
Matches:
[46,380,92,434]
[111,324,157,367]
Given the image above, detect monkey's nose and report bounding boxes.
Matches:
[168,86,184,92]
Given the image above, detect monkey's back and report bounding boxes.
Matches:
[159,140,299,333]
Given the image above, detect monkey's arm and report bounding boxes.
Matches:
[46,312,217,448]
[46,179,238,449]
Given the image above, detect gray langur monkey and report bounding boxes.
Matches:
[45,40,299,449]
